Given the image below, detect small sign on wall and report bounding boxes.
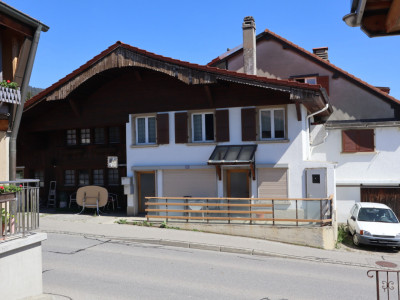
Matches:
[107,156,118,168]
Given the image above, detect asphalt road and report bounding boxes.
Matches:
[42,232,376,300]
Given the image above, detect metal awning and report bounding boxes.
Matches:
[208,145,257,180]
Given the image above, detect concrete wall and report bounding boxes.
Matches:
[0,233,47,300]
[225,39,395,121]
[164,222,336,249]
[0,131,9,181]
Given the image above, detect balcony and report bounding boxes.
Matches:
[0,86,21,105]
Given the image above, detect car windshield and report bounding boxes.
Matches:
[357,207,399,223]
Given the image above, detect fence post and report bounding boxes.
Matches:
[185,197,188,223]
[228,198,230,224]
[250,198,252,225]
[296,199,298,226]
[320,200,323,227]
[166,198,168,223]
[206,198,209,224]
[272,199,275,225]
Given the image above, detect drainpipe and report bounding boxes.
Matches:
[306,102,329,160]
[9,25,42,180]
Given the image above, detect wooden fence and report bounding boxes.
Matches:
[145,195,333,226]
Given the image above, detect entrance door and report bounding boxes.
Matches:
[137,171,155,214]
[227,170,249,198]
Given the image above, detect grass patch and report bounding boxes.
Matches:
[115,218,128,224]
[336,224,352,248]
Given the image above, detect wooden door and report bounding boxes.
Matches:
[137,171,155,214]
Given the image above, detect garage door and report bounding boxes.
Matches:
[163,169,217,197]
[258,168,288,198]
[361,187,400,218]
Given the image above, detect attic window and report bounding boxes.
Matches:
[295,77,317,84]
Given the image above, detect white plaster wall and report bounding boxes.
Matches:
[226,39,395,120]
[0,132,9,181]
[312,127,400,184]
[126,104,335,204]
[311,126,400,222]
[336,186,361,223]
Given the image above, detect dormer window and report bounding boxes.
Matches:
[295,77,317,85]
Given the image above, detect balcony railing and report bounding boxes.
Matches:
[0,86,21,104]
[145,195,333,226]
[0,179,40,242]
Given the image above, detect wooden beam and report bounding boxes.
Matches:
[14,37,32,85]
[365,1,391,10]
[204,85,213,106]
[295,102,302,121]
[216,165,222,181]
[386,0,400,33]
[0,13,34,37]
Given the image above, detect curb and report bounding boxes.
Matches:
[41,229,378,269]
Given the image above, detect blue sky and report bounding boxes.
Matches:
[5,1,400,100]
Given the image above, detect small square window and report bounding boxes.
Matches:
[192,112,214,142]
[67,129,77,145]
[81,129,91,144]
[78,170,89,186]
[64,170,75,186]
[108,169,119,185]
[94,128,105,144]
[34,170,45,187]
[93,169,104,186]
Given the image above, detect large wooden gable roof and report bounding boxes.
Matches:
[208,28,400,107]
[25,41,329,113]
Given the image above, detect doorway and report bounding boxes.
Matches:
[226,169,249,198]
[137,171,155,214]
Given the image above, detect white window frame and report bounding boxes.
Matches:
[259,108,286,140]
[135,116,156,145]
[191,112,215,142]
[295,77,317,84]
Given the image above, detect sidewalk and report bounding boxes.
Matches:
[38,212,400,270]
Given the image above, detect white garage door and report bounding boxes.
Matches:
[258,168,288,198]
[163,169,217,197]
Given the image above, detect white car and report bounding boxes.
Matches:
[347,202,400,248]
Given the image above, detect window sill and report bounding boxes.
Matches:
[341,151,377,155]
[186,142,217,146]
[130,144,159,148]
[256,139,290,144]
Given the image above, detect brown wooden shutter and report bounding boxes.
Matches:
[216,110,229,142]
[156,113,169,144]
[342,129,374,152]
[342,130,358,153]
[358,129,374,152]
[317,76,329,95]
[175,112,188,144]
[241,108,256,141]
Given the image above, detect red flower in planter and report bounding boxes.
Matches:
[0,186,4,190]
[6,80,10,83]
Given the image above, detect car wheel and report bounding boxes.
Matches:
[353,233,360,247]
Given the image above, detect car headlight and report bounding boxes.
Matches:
[360,230,372,236]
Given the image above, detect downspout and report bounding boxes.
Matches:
[9,25,42,180]
[306,93,330,160]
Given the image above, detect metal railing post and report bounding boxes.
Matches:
[320,200,323,227]
[228,198,230,224]
[296,199,298,226]
[272,199,275,225]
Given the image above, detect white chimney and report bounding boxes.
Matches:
[242,16,256,75]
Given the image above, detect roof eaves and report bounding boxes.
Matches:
[0,2,49,32]
[25,41,324,110]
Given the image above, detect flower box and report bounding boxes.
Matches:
[0,192,16,202]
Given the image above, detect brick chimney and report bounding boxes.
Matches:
[313,47,329,61]
[242,16,256,75]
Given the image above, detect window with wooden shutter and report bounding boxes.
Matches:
[342,129,374,153]
[241,108,256,141]
[175,112,188,144]
[317,76,329,95]
[156,113,169,144]
[216,109,229,142]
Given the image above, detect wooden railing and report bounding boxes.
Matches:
[145,195,333,226]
